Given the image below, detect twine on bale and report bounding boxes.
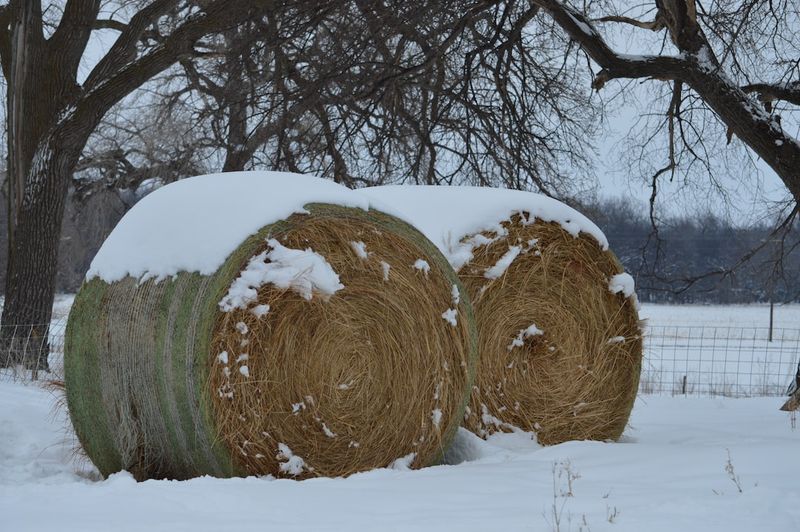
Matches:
[65,204,476,480]
[459,213,642,445]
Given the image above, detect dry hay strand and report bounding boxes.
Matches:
[65,204,476,480]
[459,214,642,445]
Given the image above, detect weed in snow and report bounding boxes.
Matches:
[545,460,583,532]
[725,449,743,493]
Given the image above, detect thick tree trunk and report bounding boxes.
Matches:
[1,138,79,372]
[1,2,66,371]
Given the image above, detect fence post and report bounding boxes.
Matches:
[769,300,774,342]
[682,375,687,395]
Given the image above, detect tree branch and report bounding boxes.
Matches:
[92,18,128,33]
[593,15,664,31]
[78,1,265,130]
[742,81,800,110]
[532,1,690,89]
[47,0,100,77]
[82,0,178,93]
[533,0,800,203]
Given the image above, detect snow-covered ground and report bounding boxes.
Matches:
[1,379,797,531]
[639,302,800,329]
[1,300,799,530]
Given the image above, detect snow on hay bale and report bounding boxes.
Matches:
[64,172,476,480]
[362,186,642,445]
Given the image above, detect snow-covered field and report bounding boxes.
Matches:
[1,300,799,531]
[639,302,800,329]
[1,380,797,531]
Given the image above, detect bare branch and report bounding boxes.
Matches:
[533,0,800,204]
[532,0,690,91]
[593,15,664,31]
[83,0,178,93]
[92,18,128,33]
[742,81,800,110]
[81,1,264,124]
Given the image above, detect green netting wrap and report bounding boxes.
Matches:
[65,204,477,480]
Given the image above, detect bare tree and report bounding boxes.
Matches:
[0,0,272,369]
[527,0,800,211]
[526,2,800,408]
[149,1,601,192]
[74,99,210,200]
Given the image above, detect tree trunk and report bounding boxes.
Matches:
[221,94,249,172]
[781,362,800,411]
[1,137,79,372]
[221,27,249,173]
[1,2,67,371]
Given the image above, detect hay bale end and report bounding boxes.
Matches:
[362,185,643,445]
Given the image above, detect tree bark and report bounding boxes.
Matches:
[220,26,251,173]
[1,137,83,370]
[780,391,799,412]
[1,1,87,370]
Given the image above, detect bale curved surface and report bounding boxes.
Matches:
[65,204,476,480]
[459,214,642,445]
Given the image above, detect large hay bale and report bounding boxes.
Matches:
[362,185,642,445]
[65,172,476,480]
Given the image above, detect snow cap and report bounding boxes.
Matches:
[87,172,371,283]
[361,185,609,270]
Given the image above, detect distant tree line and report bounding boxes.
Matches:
[584,199,800,304]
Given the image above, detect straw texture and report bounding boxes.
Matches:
[458,214,642,445]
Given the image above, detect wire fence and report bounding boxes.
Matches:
[0,319,67,381]
[2,320,799,398]
[641,325,800,397]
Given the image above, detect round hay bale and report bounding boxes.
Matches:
[65,172,476,480]
[361,185,642,445]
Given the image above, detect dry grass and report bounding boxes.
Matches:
[209,211,474,478]
[459,214,643,445]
